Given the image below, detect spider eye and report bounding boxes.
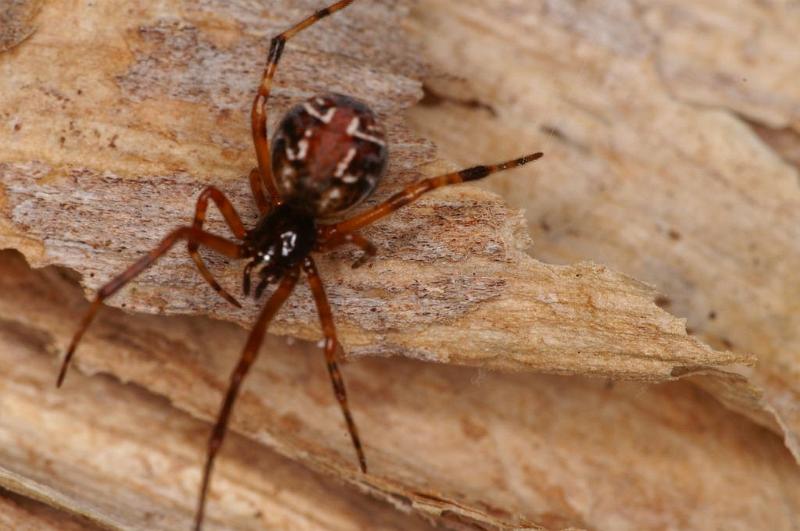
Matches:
[257,249,275,264]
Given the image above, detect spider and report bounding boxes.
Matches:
[55,0,542,528]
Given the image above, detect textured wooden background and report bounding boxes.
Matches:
[1,0,799,529]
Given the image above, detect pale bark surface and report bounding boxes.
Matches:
[0,0,751,384]
[407,0,800,461]
[2,250,800,530]
[1,0,799,529]
[0,254,434,531]
[0,490,98,531]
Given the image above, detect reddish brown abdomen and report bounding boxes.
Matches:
[271,93,388,217]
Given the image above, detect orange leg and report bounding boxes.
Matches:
[248,168,271,214]
[194,268,300,531]
[58,228,245,387]
[317,231,376,269]
[320,152,543,240]
[303,256,367,473]
[188,186,248,308]
[252,0,356,204]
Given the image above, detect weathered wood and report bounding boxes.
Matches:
[0,252,435,530]
[0,489,98,531]
[2,0,799,528]
[0,0,42,52]
[0,0,749,386]
[407,0,800,461]
[1,250,799,529]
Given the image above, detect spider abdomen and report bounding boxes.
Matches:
[271,93,388,217]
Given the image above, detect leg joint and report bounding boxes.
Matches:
[460,165,491,182]
[268,35,286,63]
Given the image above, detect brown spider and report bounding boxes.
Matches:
[55,1,542,528]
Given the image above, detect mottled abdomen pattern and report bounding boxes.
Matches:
[271,93,388,217]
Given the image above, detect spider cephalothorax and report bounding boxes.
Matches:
[243,198,317,297]
[56,1,542,529]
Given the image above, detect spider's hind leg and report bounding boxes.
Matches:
[343,233,376,269]
[248,168,272,214]
[251,0,356,203]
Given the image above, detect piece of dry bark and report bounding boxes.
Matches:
[406,0,800,461]
[0,489,99,531]
[0,0,43,52]
[0,0,755,416]
[0,258,435,531]
[2,0,798,528]
[1,250,799,530]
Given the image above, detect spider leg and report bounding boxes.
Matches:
[188,186,248,308]
[303,256,367,473]
[248,168,271,214]
[320,152,544,238]
[57,228,244,388]
[251,0,356,204]
[194,268,300,531]
[317,232,376,269]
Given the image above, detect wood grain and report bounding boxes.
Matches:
[1,0,799,529]
[407,0,800,461]
[0,489,98,531]
[0,0,43,52]
[1,250,800,529]
[0,252,434,531]
[0,0,750,385]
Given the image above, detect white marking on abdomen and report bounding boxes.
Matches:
[346,117,360,135]
[335,147,357,177]
[304,103,336,123]
[353,130,386,147]
[285,139,309,161]
[347,116,385,147]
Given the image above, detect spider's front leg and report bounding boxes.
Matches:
[251,0,356,204]
[57,227,245,387]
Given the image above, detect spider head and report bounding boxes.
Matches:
[242,199,317,299]
[242,254,283,300]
